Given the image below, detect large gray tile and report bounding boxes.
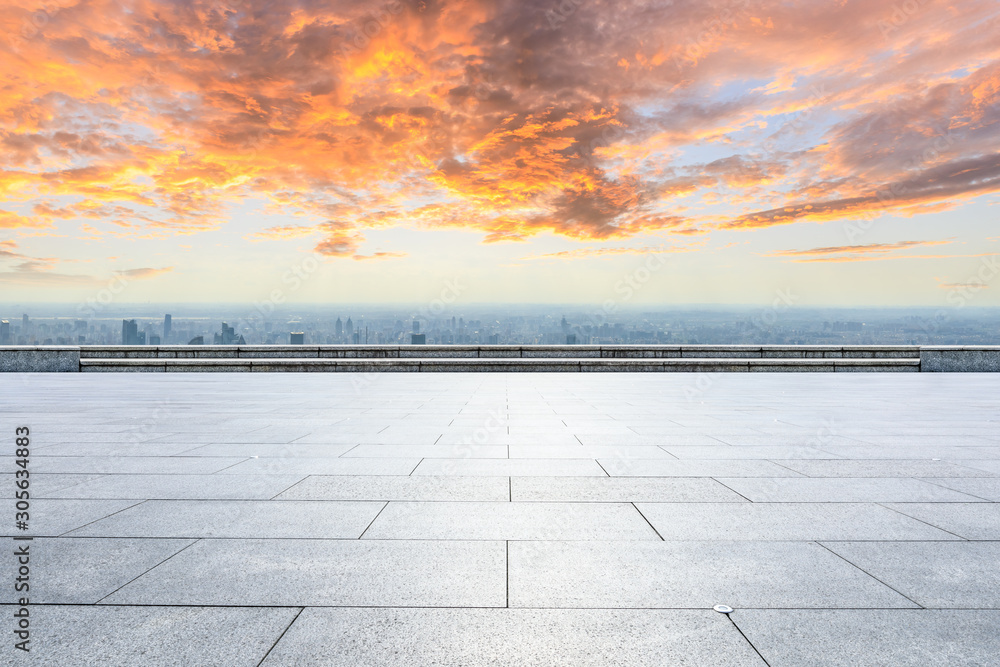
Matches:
[261,608,766,666]
[344,444,509,458]
[151,430,309,444]
[19,456,243,474]
[0,537,193,603]
[4,473,107,495]
[821,445,1000,460]
[771,459,998,478]
[0,498,140,537]
[104,539,506,607]
[68,500,385,538]
[511,477,748,502]
[601,459,804,477]
[218,457,420,475]
[508,541,915,608]
[883,503,1000,540]
[822,542,1000,608]
[44,474,306,499]
[35,441,209,457]
[853,435,997,446]
[508,445,674,459]
[735,609,1000,667]
[716,478,987,502]
[636,503,959,541]
[6,605,298,667]
[949,459,1000,474]
[574,434,724,447]
[920,477,1000,501]
[663,446,840,459]
[436,432,583,446]
[413,459,606,477]
[363,502,659,540]
[274,475,510,501]
[180,443,356,457]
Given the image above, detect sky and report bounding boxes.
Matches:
[1,0,999,307]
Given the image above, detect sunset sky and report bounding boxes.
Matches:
[1,0,998,305]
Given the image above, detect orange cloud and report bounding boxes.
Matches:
[352,251,407,261]
[767,240,952,258]
[521,246,688,260]
[115,266,174,279]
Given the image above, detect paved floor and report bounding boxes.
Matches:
[3,372,1000,666]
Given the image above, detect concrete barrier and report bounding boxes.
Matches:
[0,346,80,372]
[920,347,1000,372]
[76,344,922,360]
[4,344,999,371]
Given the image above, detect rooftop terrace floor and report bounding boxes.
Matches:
[3,372,1000,665]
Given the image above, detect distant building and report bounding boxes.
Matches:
[335,317,343,336]
[0,320,9,344]
[290,332,305,344]
[213,322,243,345]
[411,333,426,344]
[188,336,204,345]
[149,335,161,345]
[352,332,361,344]
[22,314,29,332]
[346,317,354,337]
[412,319,420,334]
[122,319,139,345]
[163,314,172,341]
[488,333,499,344]
[566,334,577,344]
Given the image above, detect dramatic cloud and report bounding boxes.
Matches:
[767,240,952,258]
[1,0,998,263]
[766,239,996,263]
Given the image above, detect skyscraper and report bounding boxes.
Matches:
[0,320,9,344]
[290,332,305,344]
[335,317,343,336]
[214,322,239,344]
[412,319,420,334]
[346,317,354,337]
[22,314,29,333]
[121,319,139,345]
[164,314,172,341]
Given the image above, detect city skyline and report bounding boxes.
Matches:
[1,1,998,306]
[4,303,998,347]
